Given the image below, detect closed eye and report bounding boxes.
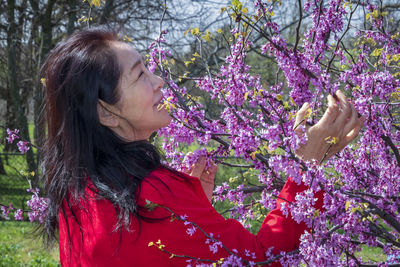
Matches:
[137,71,144,80]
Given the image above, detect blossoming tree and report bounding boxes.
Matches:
[2,0,400,265]
[148,0,400,265]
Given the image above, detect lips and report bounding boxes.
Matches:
[154,96,165,111]
[153,97,164,107]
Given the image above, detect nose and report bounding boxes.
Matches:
[151,73,164,91]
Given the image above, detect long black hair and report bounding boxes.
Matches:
[40,27,164,246]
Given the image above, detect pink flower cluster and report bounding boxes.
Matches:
[26,188,48,223]
[6,128,30,154]
[1,203,23,221]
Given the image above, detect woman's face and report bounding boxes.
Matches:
[107,41,171,141]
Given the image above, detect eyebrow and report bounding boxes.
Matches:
[129,55,144,73]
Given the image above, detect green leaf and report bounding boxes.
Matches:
[232,0,242,11]
[144,200,158,211]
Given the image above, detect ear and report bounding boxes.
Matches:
[97,100,119,128]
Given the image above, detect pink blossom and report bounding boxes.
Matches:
[17,141,30,154]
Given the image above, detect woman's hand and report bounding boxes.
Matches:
[183,156,218,203]
[294,90,365,163]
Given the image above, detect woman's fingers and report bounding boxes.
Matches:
[294,102,310,133]
[295,90,365,163]
[317,94,339,127]
[333,91,352,128]
[209,163,218,177]
[341,103,358,135]
[200,163,218,182]
[327,114,364,158]
[190,156,206,178]
[343,116,365,144]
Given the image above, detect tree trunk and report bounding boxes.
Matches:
[100,0,114,24]
[6,0,36,174]
[67,0,77,34]
[32,0,56,182]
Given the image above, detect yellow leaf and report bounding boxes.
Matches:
[202,30,211,42]
[169,254,175,259]
[244,91,249,100]
[283,101,290,109]
[203,35,211,42]
[40,78,47,87]
[371,48,382,57]
[77,16,88,23]
[191,28,200,35]
[242,7,248,14]
[290,97,296,106]
[90,0,99,6]
[366,13,370,20]
[123,35,133,42]
[305,108,312,119]
[313,210,320,218]
[276,94,282,101]
[351,207,359,213]
[361,202,369,209]
[345,201,351,211]
[89,0,102,7]
[148,241,154,247]
[232,0,242,11]
[217,28,223,34]
[392,54,400,62]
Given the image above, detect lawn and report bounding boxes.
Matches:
[0,221,59,267]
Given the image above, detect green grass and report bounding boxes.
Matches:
[355,245,387,263]
[0,221,59,267]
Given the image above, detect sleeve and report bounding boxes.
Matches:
[137,171,324,266]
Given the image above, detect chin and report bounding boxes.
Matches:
[156,113,172,130]
[163,114,172,126]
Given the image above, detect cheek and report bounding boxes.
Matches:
[118,96,144,123]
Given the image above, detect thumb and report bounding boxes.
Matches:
[294,102,310,133]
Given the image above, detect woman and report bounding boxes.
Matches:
[40,27,364,266]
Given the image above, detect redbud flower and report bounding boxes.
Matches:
[6,128,19,143]
[17,141,30,154]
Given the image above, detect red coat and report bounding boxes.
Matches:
[59,167,323,266]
